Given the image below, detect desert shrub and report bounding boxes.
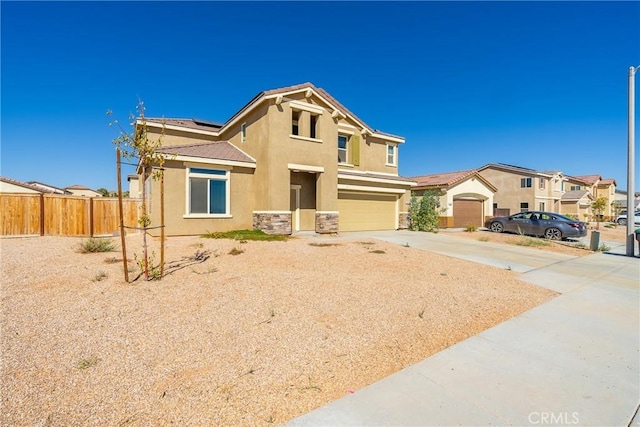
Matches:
[409,192,441,232]
[77,238,117,253]
[512,237,551,247]
[228,247,244,255]
[464,224,477,232]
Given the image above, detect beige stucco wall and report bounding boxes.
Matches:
[439,178,494,218]
[66,189,101,197]
[0,182,41,194]
[479,169,536,213]
[128,176,141,198]
[147,160,256,236]
[561,200,591,220]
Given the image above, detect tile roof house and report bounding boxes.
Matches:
[560,190,594,220]
[565,174,617,219]
[475,164,618,220]
[477,163,566,215]
[65,184,103,197]
[410,170,497,228]
[136,82,415,236]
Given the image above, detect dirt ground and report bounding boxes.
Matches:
[1,233,557,426]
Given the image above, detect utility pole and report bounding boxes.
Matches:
[627,65,638,257]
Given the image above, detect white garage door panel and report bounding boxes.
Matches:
[338,192,396,231]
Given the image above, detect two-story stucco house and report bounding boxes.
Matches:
[137,83,415,236]
[477,163,566,216]
[565,175,617,219]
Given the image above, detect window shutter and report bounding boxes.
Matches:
[351,135,360,166]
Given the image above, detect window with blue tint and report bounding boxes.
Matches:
[188,168,229,215]
[191,168,226,176]
[209,180,226,214]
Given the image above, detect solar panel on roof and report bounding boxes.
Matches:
[192,118,224,128]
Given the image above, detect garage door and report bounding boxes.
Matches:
[453,199,483,228]
[338,192,397,231]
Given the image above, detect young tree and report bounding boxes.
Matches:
[107,100,167,280]
[96,187,110,197]
[409,191,441,232]
[591,196,608,230]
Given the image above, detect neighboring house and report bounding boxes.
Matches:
[410,170,496,228]
[0,176,58,194]
[127,175,141,198]
[477,163,566,215]
[137,82,415,236]
[566,175,617,219]
[26,181,71,195]
[613,189,640,213]
[560,190,593,220]
[65,184,103,197]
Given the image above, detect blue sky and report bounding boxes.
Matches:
[1,1,638,191]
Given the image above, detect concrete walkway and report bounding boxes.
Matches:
[288,230,640,426]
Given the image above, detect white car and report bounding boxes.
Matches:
[615,211,640,225]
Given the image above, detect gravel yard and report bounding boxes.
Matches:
[1,233,557,426]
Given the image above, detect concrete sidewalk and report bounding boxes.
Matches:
[288,231,640,426]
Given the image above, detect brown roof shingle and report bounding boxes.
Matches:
[410,170,477,187]
[157,142,255,164]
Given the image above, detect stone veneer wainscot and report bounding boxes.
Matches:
[315,212,339,234]
[253,211,292,235]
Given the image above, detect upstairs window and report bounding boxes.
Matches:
[292,110,300,135]
[310,114,318,139]
[570,185,581,191]
[386,144,397,166]
[539,178,545,189]
[188,168,229,215]
[338,135,348,163]
[520,177,532,188]
[241,122,247,143]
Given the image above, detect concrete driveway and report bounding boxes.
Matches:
[289,230,640,426]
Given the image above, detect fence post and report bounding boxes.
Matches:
[117,150,129,283]
[89,197,94,237]
[39,194,45,236]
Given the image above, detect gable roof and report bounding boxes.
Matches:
[65,184,97,191]
[157,141,256,165]
[599,178,616,186]
[144,82,404,143]
[143,118,223,135]
[561,190,593,201]
[410,169,498,192]
[477,163,552,177]
[26,181,70,194]
[0,176,57,193]
[570,174,601,185]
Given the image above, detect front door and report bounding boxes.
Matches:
[290,185,300,232]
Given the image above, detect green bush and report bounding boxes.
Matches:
[409,192,441,232]
[202,229,287,241]
[77,238,117,253]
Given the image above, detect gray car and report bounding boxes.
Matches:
[484,211,588,240]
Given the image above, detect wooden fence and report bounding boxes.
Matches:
[1,193,142,237]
